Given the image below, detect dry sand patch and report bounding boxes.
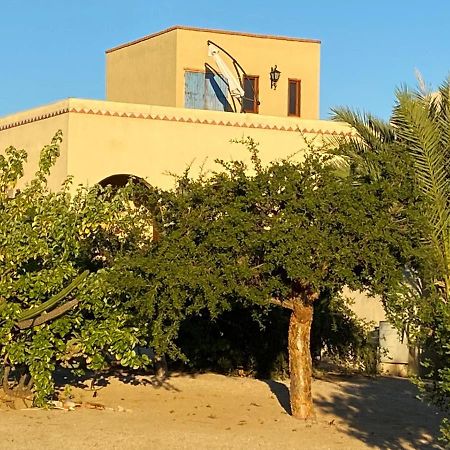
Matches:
[0,373,443,449]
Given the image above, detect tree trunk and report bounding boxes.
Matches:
[288,297,315,419]
[155,354,168,382]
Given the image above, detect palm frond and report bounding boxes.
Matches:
[331,107,396,180]
[393,82,450,290]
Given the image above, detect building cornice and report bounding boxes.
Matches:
[106,25,321,54]
[0,107,69,132]
[0,99,351,137]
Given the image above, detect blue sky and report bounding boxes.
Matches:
[1,1,449,120]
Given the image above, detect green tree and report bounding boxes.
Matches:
[118,138,415,419]
[0,132,152,406]
[333,78,450,442]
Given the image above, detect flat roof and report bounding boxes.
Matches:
[106,25,321,54]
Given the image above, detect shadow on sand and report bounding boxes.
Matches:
[266,375,443,449]
[262,379,292,415]
[54,367,184,396]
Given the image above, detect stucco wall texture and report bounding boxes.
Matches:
[106,26,320,119]
[0,98,349,191]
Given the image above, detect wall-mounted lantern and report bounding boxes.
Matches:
[270,65,281,90]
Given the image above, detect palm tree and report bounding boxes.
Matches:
[333,80,450,299]
[392,81,450,302]
[332,79,450,443]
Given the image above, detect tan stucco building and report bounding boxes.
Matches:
[0,97,348,192]
[106,26,321,119]
[0,26,338,191]
[0,25,412,375]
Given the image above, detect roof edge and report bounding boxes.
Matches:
[0,98,350,137]
[105,25,321,54]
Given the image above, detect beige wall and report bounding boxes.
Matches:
[106,26,320,120]
[0,101,69,191]
[106,31,177,107]
[343,287,387,325]
[343,289,420,376]
[0,98,349,191]
[66,99,343,189]
[175,28,320,119]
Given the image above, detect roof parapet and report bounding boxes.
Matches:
[106,25,321,54]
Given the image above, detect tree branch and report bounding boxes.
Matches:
[16,299,79,330]
[269,298,294,310]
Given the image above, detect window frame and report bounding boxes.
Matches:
[242,75,259,114]
[288,79,301,117]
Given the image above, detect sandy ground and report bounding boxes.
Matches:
[0,372,443,450]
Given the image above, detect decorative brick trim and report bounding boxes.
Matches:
[0,106,353,137]
[0,108,69,132]
[106,25,321,54]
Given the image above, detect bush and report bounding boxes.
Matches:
[0,133,151,405]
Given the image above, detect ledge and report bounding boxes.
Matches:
[0,98,351,137]
[106,25,321,54]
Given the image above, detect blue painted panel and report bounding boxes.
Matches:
[184,71,232,112]
[184,72,204,109]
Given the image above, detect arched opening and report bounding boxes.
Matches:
[98,174,153,207]
[98,174,151,189]
[97,173,158,240]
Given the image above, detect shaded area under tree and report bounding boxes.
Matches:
[314,375,443,449]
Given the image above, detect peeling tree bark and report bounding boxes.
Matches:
[288,293,316,420]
